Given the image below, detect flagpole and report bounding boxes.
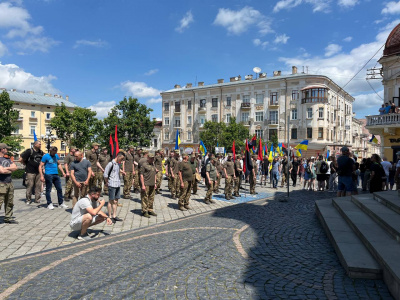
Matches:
[287,114,290,198]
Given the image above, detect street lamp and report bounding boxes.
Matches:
[40,130,57,152]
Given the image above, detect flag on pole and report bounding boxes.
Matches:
[294,140,309,151]
[232,140,236,161]
[296,148,302,157]
[175,129,181,150]
[251,135,257,150]
[33,130,37,142]
[257,138,263,161]
[326,150,330,161]
[199,140,207,154]
[277,143,282,156]
[114,125,120,155]
[369,135,378,144]
[282,143,288,155]
[268,145,273,162]
[109,134,115,158]
[244,139,253,176]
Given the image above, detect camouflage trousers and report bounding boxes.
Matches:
[123,171,133,197]
[64,176,73,198]
[214,176,221,192]
[234,176,240,195]
[205,180,214,202]
[224,175,233,197]
[0,182,14,222]
[156,172,163,190]
[179,181,192,207]
[73,183,88,208]
[26,173,42,202]
[141,185,155,213]
[249,174,256,194]
[89,172,103,190]
[134,172,140,190]
[168,175,173,191]
[171,174,180,197]
[281,172,287,187]
[192,174,198,194]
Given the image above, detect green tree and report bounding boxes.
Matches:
[50,103,74,147]
[222,117,249,153]
[0,91,23,151]
[199,121,226,153]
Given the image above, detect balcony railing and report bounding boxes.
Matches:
[241,102,251,109]
[301,97,328,104]
[269,100,279,106]
[366,114,400,126]
[267,119,279,125]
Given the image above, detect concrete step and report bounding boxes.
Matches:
[352,194,400,243]
[333,198,400,300]
[315,198,382,279]
[374,191,400,215]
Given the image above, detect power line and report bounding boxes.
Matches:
[366,79,383,100]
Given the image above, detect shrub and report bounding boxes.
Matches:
[11,169,25,179]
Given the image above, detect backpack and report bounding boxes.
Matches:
[201,162,208,178]
[320,161,328,174]
[306,165,312,174]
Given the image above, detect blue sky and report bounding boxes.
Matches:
[0,0,399,120]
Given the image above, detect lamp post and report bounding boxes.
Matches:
[40,130,57,152]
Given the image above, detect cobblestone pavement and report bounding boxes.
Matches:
[0,180,393,299]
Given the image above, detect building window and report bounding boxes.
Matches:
[270,92,278,105]
[291,128,297,139]
[307,108,313,119]
[243,95,250,104]
[291,109,297,120]
[46,112,51,120]
[187,101,192,110]
[61,142,66,151]
[164,132,169,140]
[200,99,206,108]
[302,88,327,103]
[164,102,169,111]
[30,111,35,118]
[226,97,231,106]
[269,111,278,124]
[269,129,277,139]
[318,127,323,139]
[164,117,169,126]
[241,112,249,122]
[256,94,264,104]
[212,98,218,108]
[30,126,36,135]
[307,128,312,139]
[175,102,181,113]
[46,126,51,134]
[318,107,324,119]
[211,114,218,122]
[255,129,263,138]
[187,131,192,140]
[187,116,192,125]
[153,139,158,148]
[174,117,180,127]
[226,113,231,123]
[200,116,206,125]
[292,90,299,100]
[255,112,263,122]
[13,125,19,134]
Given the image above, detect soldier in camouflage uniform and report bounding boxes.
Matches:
[190,154,198,194]
[140,152,157,218]
[165,152,174,192]
[85,143,100,189]
[122,145,135,199]
[154,149,164,194]
[63,146,77,200]
[169,150,180,199]
[97,147,111,195]
[223,153,236,200]
[249,155,258,194]
[133,148,142,193]
[178,154,193,210]
[204,158,218,204]
[214,155,224,193]
[233,154,242,197]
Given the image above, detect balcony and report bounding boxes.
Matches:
[174,107,181,114]
[198,106,206,113]
[366,114,400,126]
[267,119,279,126]
[174,122,181,128]
[45,118,51,122]
[301,97,328,104]
[241,102,251,110]
[268,100,279,108]
[16,117,23,122]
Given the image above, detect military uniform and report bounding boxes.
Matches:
[249,157,257,194]
[85,149,100,189]
[123,151,135,197]
[154,152,163,192]
[170,155,180,198]
[98,152,111,194]
[64,153,74,199]
[189,157,198,194]
[214,161,224,192]
[140,156,156,217]
[234,157,242,196]
[133,153,141,191]
[164,157,172,191]
[224,157,235,199]
[204,160,217,204]
[178,158,193,210]
[0,148,16,223]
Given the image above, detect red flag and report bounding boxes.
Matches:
[258,139,263,161]
[232,140,236,161]
[114,125,119,155]
[109,134,115,158]
[243,139,247,174]
[251,135,257,150]
[244,139,253,176]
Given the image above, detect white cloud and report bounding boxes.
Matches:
[119,81,161,98]
[253,38,269,49]
[175,11,194,33]
[274,34,290,44]
[0,41,8,57]
[0,62,59,93]
[338,0,359,8]
[382,1,400,14]
[144,69,159,76]
[343,36,353,42]
[278,19,400,99]
[214,7,273,35]
[273,0,330,13]
[14,36,59,53]
[73,39,108,49]
[88,101,116,119]
[353,91,383,112]
[324,43,342,56]
[146,97,162,104]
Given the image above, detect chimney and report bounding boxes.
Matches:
[217,79,224,84]
[54,94,59,98]
[10,89,16,92]
[186,83,192,88]
[259,73,267,78]
[273,71,281,77]
[174,84,181,89]
[238,75,241,81]
[27,91,34,94]
[66,95,69,101]
[230,77,236,82]
[292,66,298,75]
[44,93,52,97]
[198,82,204,86]
[245,75,253,80]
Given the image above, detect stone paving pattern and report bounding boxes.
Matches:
[0,178,393,299]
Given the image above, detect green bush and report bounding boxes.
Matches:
[11,169,25,179]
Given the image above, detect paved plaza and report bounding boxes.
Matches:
[0,180,394,299]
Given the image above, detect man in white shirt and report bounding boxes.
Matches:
[381,157,392,191]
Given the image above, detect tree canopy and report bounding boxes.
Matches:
[0,91,22,151]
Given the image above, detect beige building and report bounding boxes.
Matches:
[161,68,356,157]
[4,89,77,158]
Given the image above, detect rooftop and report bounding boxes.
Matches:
[3,89,77,108]
[383,22,400,57]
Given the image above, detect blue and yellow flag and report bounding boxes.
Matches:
[33,130,38,142]
[295,140,308,151]
[268,145,273,162]
[296,148,302,157]
[369,135,378,144]
[199,140,207,154]
[175,130,181,150]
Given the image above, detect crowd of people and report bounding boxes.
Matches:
[0,141,399,241]
[379,101,399,114]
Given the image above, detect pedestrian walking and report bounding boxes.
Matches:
[104,151,126,223]
[214,155,223,193]
[337,147,355,197]
[271,157,281,189]
[280,155,290,188]
[204,158,218,204]
[381,156,391,191]
[315,155,329,191]
[261,155,269,186]
[169,150,180,199]
[85,143,100,190]
[223,153,235,199]
[39,146,67,209]
[249,155,257,194]
[233,154,242,197]
[370,154,385,193]
[70,151,92,208]
[122,145,135,199]
[178,154,193,211]
[140,152,157,218]
[97,147,111,195]
[63,146,77,201]
[328,156,338,193]
[20,140,44,204]
[0,143,18,224]
[290,157,299,187]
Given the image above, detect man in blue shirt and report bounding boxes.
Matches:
[384,103,391,114]
[39,146,67,210]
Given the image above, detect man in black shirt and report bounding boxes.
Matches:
[337,146,355,197]
[290,157,299,187]
[20,141,44,204]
